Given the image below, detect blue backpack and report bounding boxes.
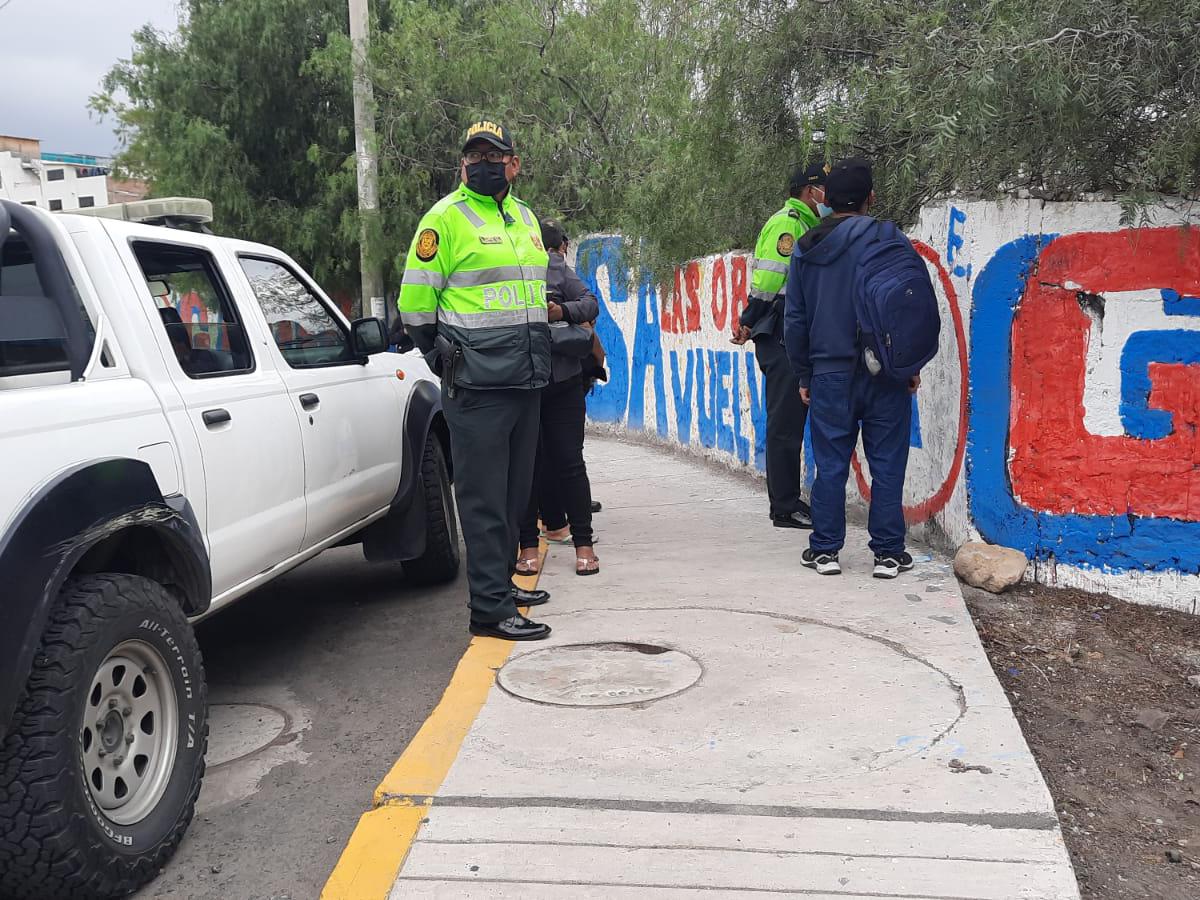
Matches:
[852,220,941,380]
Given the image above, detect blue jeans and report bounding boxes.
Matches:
[808,366,911,556]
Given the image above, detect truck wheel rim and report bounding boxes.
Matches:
[80,640,180,826]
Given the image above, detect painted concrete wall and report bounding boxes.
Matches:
[572,200,1200,613]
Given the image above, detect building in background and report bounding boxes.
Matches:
[107,176,150,204]
[0,134,113,211]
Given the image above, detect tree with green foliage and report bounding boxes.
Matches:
[634,0,1200,264]
[95,0,695,293]
[321,0,696,283]
[96,0,1199,288]
[93,0,368,293]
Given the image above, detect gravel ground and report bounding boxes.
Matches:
[967,583,1200,899]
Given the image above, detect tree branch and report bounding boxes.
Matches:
[546,68,613,147]
[1000,26,1145,55]
[539,0,559,58]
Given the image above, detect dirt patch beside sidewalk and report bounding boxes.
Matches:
[965,583,1200,899]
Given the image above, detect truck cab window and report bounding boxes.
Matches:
[0,236,71,385]
[238,257,353,368]
[132,242,253,378]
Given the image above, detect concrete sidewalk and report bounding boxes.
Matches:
[386,436,1079,899]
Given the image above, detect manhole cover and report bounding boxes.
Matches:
[206,703,288,767]
[498,642,702,707]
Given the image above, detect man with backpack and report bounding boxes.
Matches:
[783,158,940,579]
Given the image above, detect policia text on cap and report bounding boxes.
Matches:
[398,121,554,642]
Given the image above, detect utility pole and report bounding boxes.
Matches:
[348,0,385,321]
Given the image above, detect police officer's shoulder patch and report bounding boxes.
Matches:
[416,228,439,261]
[776,232,795,256]
[531,232,544,251]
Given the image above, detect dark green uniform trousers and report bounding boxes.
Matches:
[442,386,541,623]
[754,333,809,518]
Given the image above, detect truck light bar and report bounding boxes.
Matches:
[67,197,214,226]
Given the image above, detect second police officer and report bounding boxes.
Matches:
[399,120,553,641]
[733,162,830,529]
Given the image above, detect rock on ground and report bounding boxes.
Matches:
[954,542,1029,593]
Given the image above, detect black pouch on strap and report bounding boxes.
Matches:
[549,322,594,358]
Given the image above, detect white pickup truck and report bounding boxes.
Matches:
[0,198,458,899]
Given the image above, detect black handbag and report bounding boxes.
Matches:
[549,321,594,358]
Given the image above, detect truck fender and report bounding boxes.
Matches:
[363,380,448,562]
[0,459,210,742]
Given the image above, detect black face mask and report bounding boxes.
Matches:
[465,160,509,197]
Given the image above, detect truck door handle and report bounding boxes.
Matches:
[202,408,231,427]
[299,393,320,410]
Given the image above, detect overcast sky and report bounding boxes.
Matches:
[0,0,181,156]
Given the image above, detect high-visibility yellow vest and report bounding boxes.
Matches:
[750,198,820,301]
[398,184,551,389]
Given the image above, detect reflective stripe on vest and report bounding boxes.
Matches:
[446,265,547,288]
[402,268,448,289]
[401,310,438,326]
[753,259,788,276]
[452,200,486,228]
[441,306,549,329]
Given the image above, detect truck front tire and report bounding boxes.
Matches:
[0,574,206,899]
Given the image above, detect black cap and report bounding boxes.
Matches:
[825,157,873,212]
[462,120,514,153]
[790,162,830,191]
[540,217,567,250]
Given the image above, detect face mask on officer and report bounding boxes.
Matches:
[462,146,515,198]
[812,186,834,219]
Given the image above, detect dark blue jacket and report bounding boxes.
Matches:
[783,214,877,388]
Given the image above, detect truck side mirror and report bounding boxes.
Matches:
[350,317,388,358]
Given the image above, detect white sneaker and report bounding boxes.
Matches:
[801,548,841,575]
[873,551,914,579]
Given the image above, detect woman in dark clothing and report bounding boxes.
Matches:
[516,220,600,576]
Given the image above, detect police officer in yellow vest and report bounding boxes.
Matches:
[399,121,552,641]
[733,163,829,529]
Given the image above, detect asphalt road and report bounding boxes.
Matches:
[135,545,470,900]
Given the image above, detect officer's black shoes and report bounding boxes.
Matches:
[470,615,552,641]
[511,586,550,607]
[772,499,813,529]
[591,500,603,513]
[801,548,841,575]
[772,510,814,529]
[873,552,914,579]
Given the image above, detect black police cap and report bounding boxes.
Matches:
[790,162,830,191]
[462,120,514,154]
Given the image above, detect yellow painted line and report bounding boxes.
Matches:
[321,541,548,899]
[319,805,428,899]
[371,623,519,804]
